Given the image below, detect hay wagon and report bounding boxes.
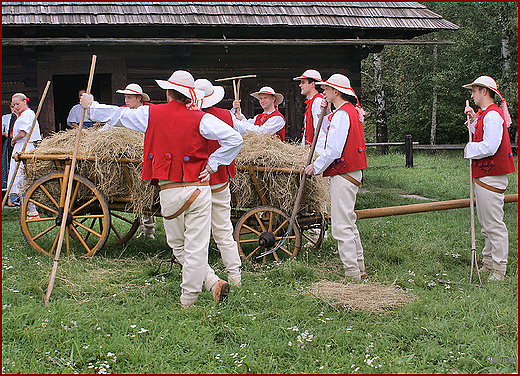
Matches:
[15,152,328,263]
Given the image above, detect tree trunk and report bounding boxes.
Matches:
[430,44,438,154]
[373,53,388,154]
[499,3,511,87]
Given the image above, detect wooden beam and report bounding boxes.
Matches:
[2,38,455,47]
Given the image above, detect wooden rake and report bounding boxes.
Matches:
[2,81,51,208]
[214,74,257,116]
[44,55,97,305]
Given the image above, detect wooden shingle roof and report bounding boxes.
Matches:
[2,2,458,31]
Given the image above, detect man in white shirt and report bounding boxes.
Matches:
[67,90,94,128]
[304,74,368,281]
[80,70,243,308]
[231,86,286,141]
[463,75,516,281]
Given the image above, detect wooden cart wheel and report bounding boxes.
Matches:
[107,210,140,246]
[20,171,110,257]
[234,205,301,263]
[299,212,327,251]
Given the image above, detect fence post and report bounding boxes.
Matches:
[405,134,413,168]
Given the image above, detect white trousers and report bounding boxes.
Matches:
[210,182,241,280]
[330,171,365,278]
[7,141,34,195]
[161,185,216,307]
[474,174,509,274]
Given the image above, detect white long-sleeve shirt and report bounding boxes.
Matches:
[465,107,503,160]
[67,103,94,128]
[301,97,329,155]
[12,108,41,145]
[230,108,285,136]
[313,101,350,175]
[87,101,242,173]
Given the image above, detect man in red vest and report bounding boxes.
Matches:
[463,75,516,282]
[80,70,243,308]
[231,86,286,141]
[304,74,368,281]
[293,69,328,154]
[195,78,242,288]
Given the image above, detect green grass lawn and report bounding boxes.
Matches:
[2,150,518,373]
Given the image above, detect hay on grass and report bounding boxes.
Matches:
[308,280,415,313]
[231,133,330,214]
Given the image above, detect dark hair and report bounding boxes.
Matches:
[339,92,357,105]
[302,78,318,86]
[478,86,495,100]
[168,89,191,104]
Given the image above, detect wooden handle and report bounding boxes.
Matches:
[2,81,51,208]
[287,106,328,234]
[45,55,97,305]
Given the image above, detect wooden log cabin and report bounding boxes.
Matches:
[2,2,458,140]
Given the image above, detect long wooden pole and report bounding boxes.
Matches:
[2,81,51,208]
[355,194,517,219]
[44,55,97,305]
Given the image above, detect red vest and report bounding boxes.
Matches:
[471,103,515,177]
[303,93,324,145]
[142,100,207,185]
[323,102,367,177]
[254,110,285,141]
[203,107,237,185]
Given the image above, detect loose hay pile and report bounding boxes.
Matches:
[21,129,330,217]
[308,280,415,313]
[231,133,330,214]
[21,127,158,217]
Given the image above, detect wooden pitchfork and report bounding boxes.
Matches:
[257,106,328,259]
[2,81,51,208]
[214,74,257,116]
[466,100,482,286]
[44,55,97,305]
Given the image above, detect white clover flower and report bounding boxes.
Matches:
[138,328,148,334]
[445,284,451,290]
[130,325,137,328]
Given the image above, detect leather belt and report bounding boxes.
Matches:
[162,188,201,220]
[211,181,229,193]
[473,178,506,194]
[340,173,362,187]
[159,181,209,191]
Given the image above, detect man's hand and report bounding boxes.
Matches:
[464,104,476,125]
[198,166,213,182]
[304,164,315,176]
[80,93,94,109]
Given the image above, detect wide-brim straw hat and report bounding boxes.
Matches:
[194,78,225,109]
[155,70,204,104]
[250,86,284,106]
[462,75,503,99]
[316,74,357,98]
[116,83,151,102]
[293,69,322,82]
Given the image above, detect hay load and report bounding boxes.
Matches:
[21,127,158,217]
[231,133,330,214]
[21,128,330,217]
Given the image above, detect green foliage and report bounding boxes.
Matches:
[361,2,518,144]
[2,151,518,373]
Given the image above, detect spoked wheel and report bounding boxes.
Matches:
[20,171,110,257]
[107,210,140,246]
[299,212,327,251]
[234,205,301,263]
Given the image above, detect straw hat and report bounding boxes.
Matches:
[194,79,225,109]
[155,70,204,104]
[250,86,284,106]
[293,69,322,82]
[316,74,357,98]
[462,76,503,99]
[116,83,150,102]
